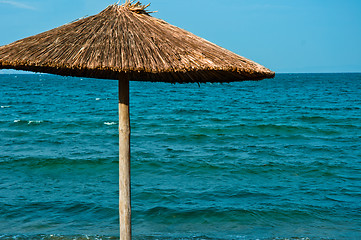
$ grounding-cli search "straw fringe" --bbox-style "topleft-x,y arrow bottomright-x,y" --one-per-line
0,4 -> 274,83
122,1 -> 156,14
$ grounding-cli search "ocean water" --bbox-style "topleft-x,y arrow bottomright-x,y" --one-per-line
0,73 -> 361,240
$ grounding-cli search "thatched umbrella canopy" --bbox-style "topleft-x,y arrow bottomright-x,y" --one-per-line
0,2 -> 274,82
0,1 -> 275,239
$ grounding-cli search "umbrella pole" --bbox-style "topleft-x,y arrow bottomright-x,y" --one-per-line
118,79 -> 131,240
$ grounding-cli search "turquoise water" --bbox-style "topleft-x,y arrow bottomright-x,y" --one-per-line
0,73 -> 361,240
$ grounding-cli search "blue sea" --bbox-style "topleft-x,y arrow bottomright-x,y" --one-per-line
0,73 -> 361,240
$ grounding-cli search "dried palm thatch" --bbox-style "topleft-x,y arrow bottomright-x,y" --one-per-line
122,0 -> 155,14
0,2 -> 274,83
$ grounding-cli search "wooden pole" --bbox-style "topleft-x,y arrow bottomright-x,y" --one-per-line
118,79 -> 131,240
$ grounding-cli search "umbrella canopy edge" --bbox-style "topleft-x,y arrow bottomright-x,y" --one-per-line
0,63 -> 275,83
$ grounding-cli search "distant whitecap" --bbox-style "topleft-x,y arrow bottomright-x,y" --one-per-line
104,122 -> 117,126
1,106 -> 10,108
28,120 -> 43,124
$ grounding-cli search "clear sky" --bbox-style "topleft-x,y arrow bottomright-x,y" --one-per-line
0,0 -> 360,73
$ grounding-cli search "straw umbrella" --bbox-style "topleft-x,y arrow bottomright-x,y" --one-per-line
0,1 -> 275,239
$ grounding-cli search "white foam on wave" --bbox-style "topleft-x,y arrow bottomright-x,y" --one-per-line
28,120 -> 43,124
1,106 -> 11,108
13,119 -> 44,124
104,122 -> 117,126
96,98 -> 101,101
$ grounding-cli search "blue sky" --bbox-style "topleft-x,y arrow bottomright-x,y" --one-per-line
0,0 -> 360,73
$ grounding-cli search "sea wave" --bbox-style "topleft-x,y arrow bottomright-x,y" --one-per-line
104,122 -> 117,126
12,119 -> 46,125
0,235 -> 118,240
0,156 -> 116,168
0,234 -> 314,240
